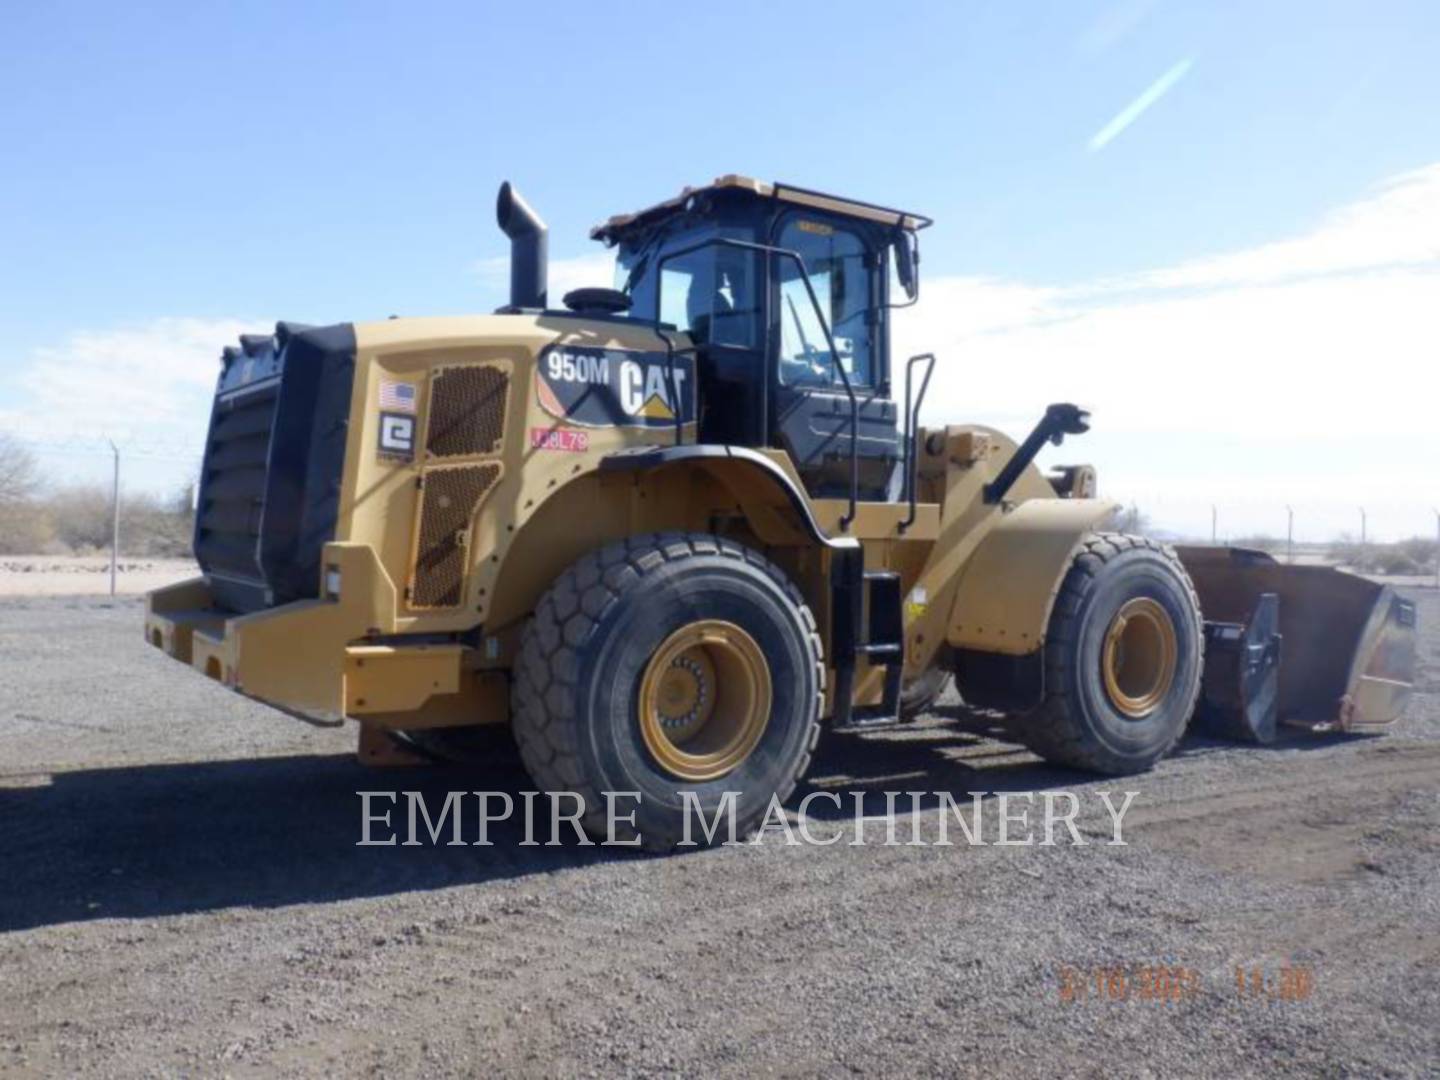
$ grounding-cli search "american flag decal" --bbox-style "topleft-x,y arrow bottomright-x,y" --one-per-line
378,378 -> 418,413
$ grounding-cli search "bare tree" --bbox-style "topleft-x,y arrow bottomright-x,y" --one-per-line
0,436 -> 50,553
0,435 -> 39,505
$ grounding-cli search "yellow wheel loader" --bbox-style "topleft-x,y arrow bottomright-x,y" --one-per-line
145,176 -> 1418,849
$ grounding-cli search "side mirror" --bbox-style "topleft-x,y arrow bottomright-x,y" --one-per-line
893,232 -> 918,300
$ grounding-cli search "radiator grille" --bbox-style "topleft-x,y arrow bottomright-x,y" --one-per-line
410,464 -> 500,609
426,365 -> 508,458
195,381 -> 280,587
194,323 -> 355,614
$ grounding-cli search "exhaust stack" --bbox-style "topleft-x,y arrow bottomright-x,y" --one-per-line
496,181 -> 548,311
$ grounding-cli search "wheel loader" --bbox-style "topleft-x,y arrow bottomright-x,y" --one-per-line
145,176 -> 1418,849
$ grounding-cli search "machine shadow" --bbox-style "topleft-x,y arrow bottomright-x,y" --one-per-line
0,750 -> 630,934
1,711 -> 1342,933
797,704 -> 1373,822
2,718 -> 1071,932
798,713 -> 1098,822
1170,726 -> 1376,759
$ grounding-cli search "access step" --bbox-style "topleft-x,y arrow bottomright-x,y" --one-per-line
832,570 -> 906,732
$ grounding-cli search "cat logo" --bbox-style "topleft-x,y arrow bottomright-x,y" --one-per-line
536,345 -> 695,429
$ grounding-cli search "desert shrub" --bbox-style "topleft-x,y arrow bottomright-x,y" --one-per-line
1233,534 -> 1284,553
0,503 -> 53,554
1104,505 -> 1153,535
1369,548 -> 1420,575
0,480 -> 196,557
1327,536 -> 1361,566
1328,535 -> 1437,575
121,488 -> 195,557
1396,537 -> 1437,571
45,486 -> 115,551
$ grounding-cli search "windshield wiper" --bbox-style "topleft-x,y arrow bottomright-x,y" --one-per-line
785,291 -> 815,358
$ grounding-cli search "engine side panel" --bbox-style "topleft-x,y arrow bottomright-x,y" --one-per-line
339,314 -> 699,636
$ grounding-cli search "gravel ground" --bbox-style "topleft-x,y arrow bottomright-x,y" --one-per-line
0,589 -> 1436,1078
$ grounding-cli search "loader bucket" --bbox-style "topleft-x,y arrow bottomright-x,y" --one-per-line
1175,546 -> 1417,737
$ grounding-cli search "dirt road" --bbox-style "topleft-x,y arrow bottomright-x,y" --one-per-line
1,590 -> 1436,1077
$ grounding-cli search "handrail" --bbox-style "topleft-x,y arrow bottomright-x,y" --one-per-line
898,353 -> 936,533
650,235 -> 863,531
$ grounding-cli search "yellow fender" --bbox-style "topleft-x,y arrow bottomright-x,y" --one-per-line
946,498 -> 1117,656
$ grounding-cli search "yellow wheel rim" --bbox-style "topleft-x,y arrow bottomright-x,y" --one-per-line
1101,597 -> 1178,718
638,620 -> 771,782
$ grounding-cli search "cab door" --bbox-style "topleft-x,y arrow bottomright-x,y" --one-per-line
769,215 -> 900,500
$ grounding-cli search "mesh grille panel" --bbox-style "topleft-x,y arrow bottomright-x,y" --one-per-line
410,464 -> 500,609
426,365 -> 508,458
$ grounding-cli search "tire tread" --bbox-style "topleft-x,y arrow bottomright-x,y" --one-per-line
1020,532 -> 1203,773
510,532 -> 824,850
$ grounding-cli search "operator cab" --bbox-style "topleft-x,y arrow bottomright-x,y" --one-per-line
593,176 -> 931,502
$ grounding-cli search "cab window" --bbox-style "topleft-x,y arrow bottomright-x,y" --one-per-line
777,218 -> 873,387
617,231 -> 759,349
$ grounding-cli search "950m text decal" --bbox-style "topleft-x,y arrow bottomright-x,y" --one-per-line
536,345 -> 695,429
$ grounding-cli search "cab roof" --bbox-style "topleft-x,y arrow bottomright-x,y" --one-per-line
590,175 -> 933,243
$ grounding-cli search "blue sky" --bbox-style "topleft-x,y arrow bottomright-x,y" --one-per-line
2,1 -> 1437,539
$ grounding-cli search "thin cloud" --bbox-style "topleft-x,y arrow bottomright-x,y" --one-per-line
897,160 -> 1440,538
472,252 -> 615,307
1103,162 -> 1440,290
1077,0 -> 1158,57
2,317 -> 260,446
1088,58 -> 1195,152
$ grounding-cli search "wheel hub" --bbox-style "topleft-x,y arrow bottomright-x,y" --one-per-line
656,652 -> 714,738
639,620 -> 771,782
1101,597 -> 1178,719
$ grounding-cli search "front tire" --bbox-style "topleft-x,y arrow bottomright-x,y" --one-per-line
511,533 -> 823,851
1020,533 -> 1203,774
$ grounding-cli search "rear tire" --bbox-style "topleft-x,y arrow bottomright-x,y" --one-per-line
511,532 -> 824,851
1020,533 -> 1203,774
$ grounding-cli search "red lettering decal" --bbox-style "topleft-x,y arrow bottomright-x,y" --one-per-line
529,427 -> 589,452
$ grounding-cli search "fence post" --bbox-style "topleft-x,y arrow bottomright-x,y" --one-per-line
108,440 -> 120,597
